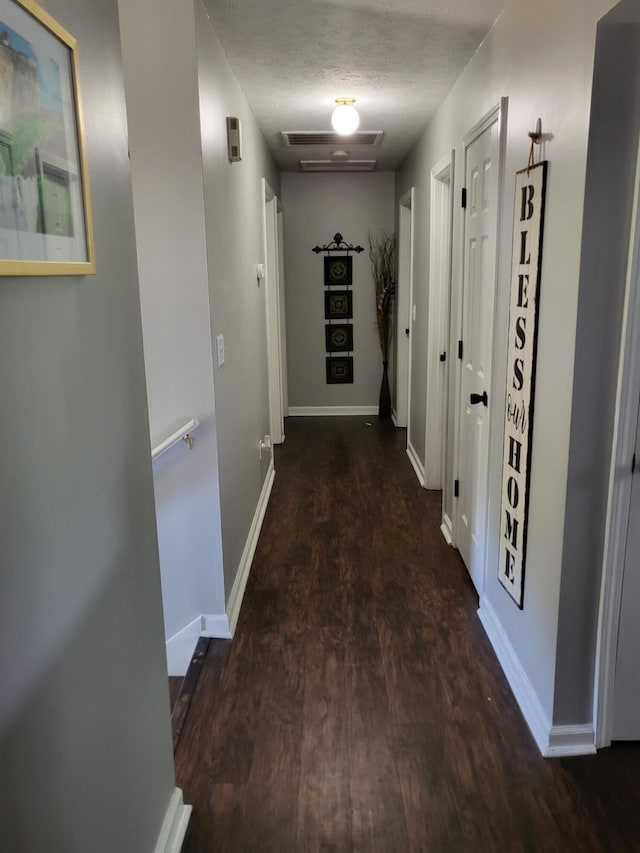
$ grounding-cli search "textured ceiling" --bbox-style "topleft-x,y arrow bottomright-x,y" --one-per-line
201,0 -> 506,171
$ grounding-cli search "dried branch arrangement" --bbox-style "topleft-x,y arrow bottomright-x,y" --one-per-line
368,230 -> 397,362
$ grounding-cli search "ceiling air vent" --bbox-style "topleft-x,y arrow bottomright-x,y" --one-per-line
282,131 -> 383,147
299,160 -> 377,172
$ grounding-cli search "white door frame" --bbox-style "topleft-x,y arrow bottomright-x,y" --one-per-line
594,140 -> 640,748
425,152 -> 454,494
395,188 -> 415,432
451,99 -> 508,586
277,205 -> 288,418
262,178 -> 285,444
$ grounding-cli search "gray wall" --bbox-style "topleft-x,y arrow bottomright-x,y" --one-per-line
119,0 -> 226,671
0,0 -> 176,849
396,0 -> 618,724
281,172 -> 395,409
555,14 -> 640,724
195,0 -> 281,599
119,0 -> 281,641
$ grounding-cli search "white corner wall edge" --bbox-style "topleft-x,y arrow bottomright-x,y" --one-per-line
226,459 -> 276,635
406,440 -> 425,487
154,788 -> 192,853
288,406 -> 378,416
478,596 -> 595,757
165,616 -> 201,677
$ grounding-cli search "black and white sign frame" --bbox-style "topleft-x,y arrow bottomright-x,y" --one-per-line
499,161 -> 548,608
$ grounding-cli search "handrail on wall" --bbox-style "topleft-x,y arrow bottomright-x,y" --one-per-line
151,418 -> 200,461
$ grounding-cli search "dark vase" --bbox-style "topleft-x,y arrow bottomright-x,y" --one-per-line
379,360 -> 391,418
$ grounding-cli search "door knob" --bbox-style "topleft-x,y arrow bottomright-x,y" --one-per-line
470,391 -> 488,407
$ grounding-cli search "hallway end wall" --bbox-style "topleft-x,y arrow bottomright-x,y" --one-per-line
281,172 -> 395,412
0,0 -> 176,848
396,0 -> 618,745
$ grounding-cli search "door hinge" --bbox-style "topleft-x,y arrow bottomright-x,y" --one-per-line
458,340 -> 463,360
633,452 -> 636,474
439,352 -> 447,362
461,187 -> 467,209
454,479 -> 460,498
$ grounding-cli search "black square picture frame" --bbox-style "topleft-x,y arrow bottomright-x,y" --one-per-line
326,356 -> 353,384
324,289 -> 353,320
325,323 -> 353,352
324,255 -> 352,286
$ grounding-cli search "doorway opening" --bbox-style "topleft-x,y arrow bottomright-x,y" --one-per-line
394,188 -> 415,435
263,179 -> 287,445
426,153 -> 454,529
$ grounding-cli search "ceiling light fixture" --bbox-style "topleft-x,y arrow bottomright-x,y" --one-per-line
331,98 -> 360,135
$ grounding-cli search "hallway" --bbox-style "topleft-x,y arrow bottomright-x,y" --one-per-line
174,417 -> 640,852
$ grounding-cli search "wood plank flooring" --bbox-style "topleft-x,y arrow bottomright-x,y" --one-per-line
175,416 -> 640,852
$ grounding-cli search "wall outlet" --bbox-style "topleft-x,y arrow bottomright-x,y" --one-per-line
259,434 -> 272,461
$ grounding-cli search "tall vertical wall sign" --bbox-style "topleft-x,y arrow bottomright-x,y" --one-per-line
499,161 -> 548,608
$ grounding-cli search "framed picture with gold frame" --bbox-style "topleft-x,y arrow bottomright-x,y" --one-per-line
0,0 -> 95,275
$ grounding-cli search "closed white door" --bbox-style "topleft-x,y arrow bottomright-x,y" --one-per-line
612,401 -> 640,739
457,115 -> 500,593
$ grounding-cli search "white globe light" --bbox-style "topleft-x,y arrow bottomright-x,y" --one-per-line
331,101 -> 360,135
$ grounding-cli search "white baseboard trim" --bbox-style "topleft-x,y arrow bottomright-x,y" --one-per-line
226,459 -> 276,635
200,613 -> 232,639
166,612 -> 231,676
546,724 -> 596,757
154,788 -> 192,853
478,595 -> 595,757
406,440 -> 425,486
478,596 -> 550,754
165,617 -> 200,677
391,409 -> 399,426
288,405 -> 378,416
440,520 -> 453,545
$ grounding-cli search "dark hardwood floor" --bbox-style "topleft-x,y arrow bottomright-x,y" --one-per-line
175,416 -> 640,852
169,677 -> 183,712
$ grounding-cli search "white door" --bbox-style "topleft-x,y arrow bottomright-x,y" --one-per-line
456,112 -> 500,593
612,401 -> 640,739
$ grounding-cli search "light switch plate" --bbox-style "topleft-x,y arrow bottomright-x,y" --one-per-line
216,334 -> 225,367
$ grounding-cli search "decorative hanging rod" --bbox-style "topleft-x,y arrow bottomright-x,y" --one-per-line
312,232 -> 364,254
